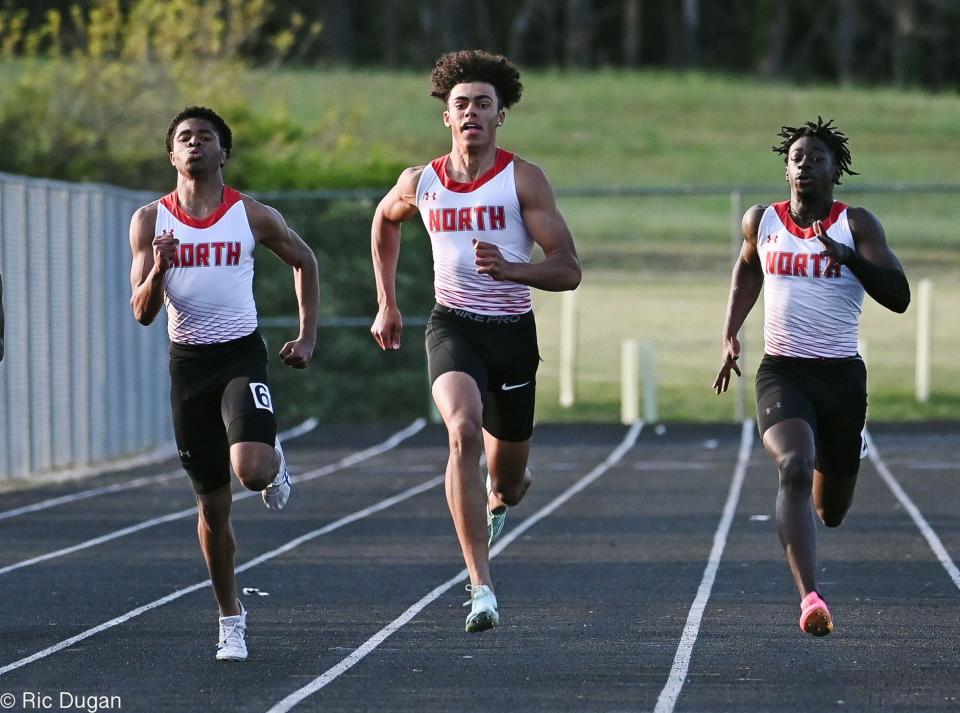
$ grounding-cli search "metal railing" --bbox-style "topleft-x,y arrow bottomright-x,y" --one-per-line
0,172 -> 170,481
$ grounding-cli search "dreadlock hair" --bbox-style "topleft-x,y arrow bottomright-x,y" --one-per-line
430,50 -> 523,110
165,106 -> 233,156
772,116 -> 857,184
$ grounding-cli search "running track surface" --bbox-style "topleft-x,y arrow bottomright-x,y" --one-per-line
0,421 -> 957,713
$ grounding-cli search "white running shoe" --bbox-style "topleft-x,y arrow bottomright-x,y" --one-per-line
216,601 -> 248,661
463,584 -> 500,633
486,474 -> 507,547
262,437 -> 292,511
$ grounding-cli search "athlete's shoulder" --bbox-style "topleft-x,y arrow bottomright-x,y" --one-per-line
130,199 -> 160,232
843,205 -> 884,238
500,149 -> 547,177
238,191 -> 274,217
394,165 -> 428,205
511,155 -> 553,196
399,164 -> 427,186
742,204 -> 769,242
238,192 -> 288,241
843,205 -> 877,222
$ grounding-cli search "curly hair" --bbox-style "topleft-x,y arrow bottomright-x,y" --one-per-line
772,116 -> 857,184
165,106 -> 233,156
430,50 -> 523,109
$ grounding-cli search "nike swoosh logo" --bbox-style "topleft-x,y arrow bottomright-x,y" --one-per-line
500,381 -> 531,391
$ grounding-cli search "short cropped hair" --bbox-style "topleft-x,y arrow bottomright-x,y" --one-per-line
430,50 -> 523,109
165,106 -> 233,155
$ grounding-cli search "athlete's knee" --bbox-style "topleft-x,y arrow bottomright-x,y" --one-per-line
445,416 -> 483,458
197,495 -> 231,531
816,481 -> 855,527
817,504 -> 848,528
776,452 -> 814,493
491,468 -> 531,506
233,460 -> 274,491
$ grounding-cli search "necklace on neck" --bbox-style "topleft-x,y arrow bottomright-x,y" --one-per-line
789,200 -> 831,224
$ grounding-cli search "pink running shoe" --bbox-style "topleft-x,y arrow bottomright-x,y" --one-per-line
799,591 -> 834,636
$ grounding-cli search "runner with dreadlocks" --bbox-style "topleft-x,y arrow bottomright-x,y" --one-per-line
713,117 -> 910,636
370,50 -> 581,633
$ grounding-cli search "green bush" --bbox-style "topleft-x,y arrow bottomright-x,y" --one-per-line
0,1 -> 403,191
255,198 -> 437,423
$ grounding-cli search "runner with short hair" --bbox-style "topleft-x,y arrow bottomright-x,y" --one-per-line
129,106 -> 319,660
370,50 -> 581,632
714,117 -> 910,635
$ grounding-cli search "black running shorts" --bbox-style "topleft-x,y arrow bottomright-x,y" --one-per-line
755,354 -> 867,477
425,304 -> 540,442
169,330 -> 278,494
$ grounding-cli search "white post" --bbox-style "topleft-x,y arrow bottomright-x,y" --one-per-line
559,289 -> 578,408
642,340 -> 658,423
915,278 -> 933,403
621,338 -> 640,424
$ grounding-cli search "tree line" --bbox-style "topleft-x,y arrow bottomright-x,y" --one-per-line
5,0 -> 959,89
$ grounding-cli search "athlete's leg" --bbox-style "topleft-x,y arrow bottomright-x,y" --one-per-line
483,432 -> 532,510
811,366 -> 866,528
432,371 -> 491,588
223,374 -> 280,492
813,470 -> 858,527
196,482 -> 241,617
762,418 -> 819,597
230,441 -> 278,491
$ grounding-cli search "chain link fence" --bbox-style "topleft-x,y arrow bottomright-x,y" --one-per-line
2,175 -> 957,481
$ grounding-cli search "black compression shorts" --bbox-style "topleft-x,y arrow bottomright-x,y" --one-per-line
755,353 -> 867,477
169,330 -> 277,494
425,304 -> 540,442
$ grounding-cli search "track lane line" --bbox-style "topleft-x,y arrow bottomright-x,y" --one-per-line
864,427 -> 960,591
0,420 -> 424,576
0,419 -> 431,678
654,419 -> 754,713
0,419 -> 319,522
265,422 -> 644,713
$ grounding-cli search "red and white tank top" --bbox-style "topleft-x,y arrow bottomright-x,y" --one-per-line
417,149 -> 534,315
757,201 -> 865,358
155,187 -> 258,345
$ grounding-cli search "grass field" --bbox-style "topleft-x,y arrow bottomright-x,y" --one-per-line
6,61 -> 954,422
532,272 -> 960,423
248,68 -> 960,421
255,68 -> 960,187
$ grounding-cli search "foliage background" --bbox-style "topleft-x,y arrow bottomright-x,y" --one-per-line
0,0 -> 957,423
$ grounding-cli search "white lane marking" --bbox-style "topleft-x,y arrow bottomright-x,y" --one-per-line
0,419 -> 320,522
863,428 -> 960,591
0,420 -> 425,577
265,422 -> 644,713
654,419 -> 754,713
0,426 -> 433,678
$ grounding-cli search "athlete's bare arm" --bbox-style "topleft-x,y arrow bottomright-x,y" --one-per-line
714,204 -> 766,395
814,207 -> 910,314
129,202 -> 177,326
244,198 -> 319,369
473,158 -> 581,291
370,166 -> 423,351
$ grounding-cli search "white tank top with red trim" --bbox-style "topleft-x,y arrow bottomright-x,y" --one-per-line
155,186 -> 258,345
416,148 -> 534,315
757,200 -> 865,358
